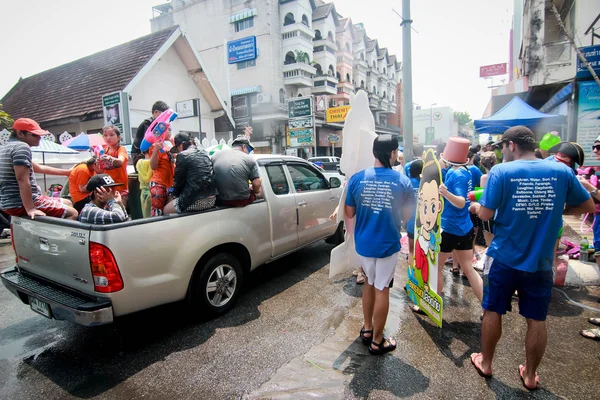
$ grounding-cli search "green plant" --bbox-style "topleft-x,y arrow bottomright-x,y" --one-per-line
0,103 -> 13,129
294,50 -> 310,64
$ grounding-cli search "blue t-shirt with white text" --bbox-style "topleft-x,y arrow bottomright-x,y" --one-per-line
441,167 -> 473,236
468,165 -> 483,188
346,167 -> 414,258
405,177 -> 420,235
480,159 -> 590,272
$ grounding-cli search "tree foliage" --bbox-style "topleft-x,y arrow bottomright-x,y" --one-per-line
454,111 -> 473,128
0,103 -> 13,130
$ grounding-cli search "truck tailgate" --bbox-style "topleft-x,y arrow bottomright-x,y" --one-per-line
12,217 -> 95,296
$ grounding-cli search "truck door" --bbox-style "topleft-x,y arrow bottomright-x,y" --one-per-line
262,163 -> 299,256
286,162 -> 339,246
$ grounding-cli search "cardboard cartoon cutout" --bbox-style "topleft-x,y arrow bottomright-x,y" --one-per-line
329,90 -> 378,278
406,149 -> 444,327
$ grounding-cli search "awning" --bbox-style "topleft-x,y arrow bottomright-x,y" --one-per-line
229,8 -> 257,23
539,82 -> 573,113
231,86 -> 261,96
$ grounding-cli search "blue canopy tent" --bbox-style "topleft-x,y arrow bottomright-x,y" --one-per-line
474,96 -> 565,134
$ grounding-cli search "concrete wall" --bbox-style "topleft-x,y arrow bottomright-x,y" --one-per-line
412,106 -> 456,145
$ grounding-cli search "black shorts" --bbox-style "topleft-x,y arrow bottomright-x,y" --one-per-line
470,213 -> 482,229
440,229 -> 475,253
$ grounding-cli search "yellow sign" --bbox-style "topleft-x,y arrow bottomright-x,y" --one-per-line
326,106 -> 351,123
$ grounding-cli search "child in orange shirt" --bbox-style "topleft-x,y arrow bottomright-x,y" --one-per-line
69,157 -> 102,213
148,135 -> 175,216
100,125 -> 129,207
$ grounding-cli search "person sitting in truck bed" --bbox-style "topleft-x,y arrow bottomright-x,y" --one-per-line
212,135 -> 262,207
79,174 -> 128,224
163,133 -> 217,214
0,118 -> 78,220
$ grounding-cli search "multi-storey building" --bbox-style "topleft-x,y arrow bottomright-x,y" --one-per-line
151,0 -> 401,155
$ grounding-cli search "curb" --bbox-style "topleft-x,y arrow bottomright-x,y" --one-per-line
555,257 -> 600,287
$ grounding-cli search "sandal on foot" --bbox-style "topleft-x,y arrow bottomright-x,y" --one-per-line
589,317 -> 600,327
368,337 -> 396,355
580,328 -> 600,341
519,364 -> 539,390
356,271 -> 365,284
451,265 -> 460,275
470,353 -> 492,378
359,326 -> 373,345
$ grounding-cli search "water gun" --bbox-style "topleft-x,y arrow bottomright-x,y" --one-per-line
468,187 -> 484,202
577,166 -> 598,187
92,146 -> 104,158
539,132 -> 561,151
143,109 -> 178,153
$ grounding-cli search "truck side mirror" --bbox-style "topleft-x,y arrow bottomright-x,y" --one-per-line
329,177 -> 341,188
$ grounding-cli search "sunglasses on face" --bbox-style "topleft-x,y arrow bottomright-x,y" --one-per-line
593,145 -> 600,151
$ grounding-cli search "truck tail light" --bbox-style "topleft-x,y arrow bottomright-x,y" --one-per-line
10,224 -> 17,264
89,242 -> 123,293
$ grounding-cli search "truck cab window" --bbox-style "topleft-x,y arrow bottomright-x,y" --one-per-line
265,165 -> 289,195
287,164 -> 328,192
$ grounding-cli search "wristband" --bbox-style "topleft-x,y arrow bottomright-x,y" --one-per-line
591,189 -> 598,196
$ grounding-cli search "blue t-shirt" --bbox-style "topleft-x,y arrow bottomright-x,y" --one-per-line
481,159 -> 590,273
404,159 -> 415,176
441,167 -> 473,236
468,165 -> 483,188
346,167 -> 414,258
405,177 -> 420,235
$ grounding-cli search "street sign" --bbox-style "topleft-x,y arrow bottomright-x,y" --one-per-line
290,136 -> 313,146
288,98 -> 312,118
176,99 -> 199,118
326,106 -> 351,123
288,117 -> 313,129
102,91 -> 130,142
426,127 -> 435,145
576,45 -> 600,79
479,63 -> 507,78
289,129 -> 313,137
227,36 -> 257,64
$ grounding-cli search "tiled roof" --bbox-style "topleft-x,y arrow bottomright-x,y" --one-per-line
378,47 -> 388,59
367,38 -> 377,52
2,27 -> 178,125
388,55 -> 397,66
313,3 -> 334,20
314,0 -> 327,6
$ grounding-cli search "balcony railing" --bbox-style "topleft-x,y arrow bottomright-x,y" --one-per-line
282,22 -> 315,42
544,40 -> 573,66
283,62 -> 316,87
313,75 -> 338,94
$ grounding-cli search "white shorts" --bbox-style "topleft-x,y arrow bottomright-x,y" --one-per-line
358,252 -> 399,291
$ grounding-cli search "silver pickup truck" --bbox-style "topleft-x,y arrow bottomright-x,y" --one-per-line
1,155 -> 344,327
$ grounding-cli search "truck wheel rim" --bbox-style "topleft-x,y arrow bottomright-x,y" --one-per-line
206,264 -> 237,307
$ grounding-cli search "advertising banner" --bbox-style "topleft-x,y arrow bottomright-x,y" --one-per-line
288,98 -> 312,118
576,45 -> 600,80
479,63 -> 507,78
577,80 -> 600,167
326,106 -> 351,123
227,36 -> 257,64
102,91 -> 130,141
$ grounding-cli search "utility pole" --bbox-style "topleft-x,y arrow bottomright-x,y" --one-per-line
401,0 -> 414,162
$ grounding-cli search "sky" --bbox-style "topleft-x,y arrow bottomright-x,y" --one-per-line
1,0 -> 512,120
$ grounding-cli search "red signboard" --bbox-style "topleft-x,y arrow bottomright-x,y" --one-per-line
480,63 -> 507,78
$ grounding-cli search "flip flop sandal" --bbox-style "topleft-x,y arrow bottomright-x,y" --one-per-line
588,317 -> 600,327
470,353 -> 492,378
580,328 -> 600,341
451,266 -> 460,275
359,326 -> 373,345
410,304 -> 426,315
519,364 -> 539,390
356,272 -> 365,284
368,337 -> 396,355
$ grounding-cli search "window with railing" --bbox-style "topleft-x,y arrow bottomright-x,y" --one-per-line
284,13 -> 295,26
282,31 -> 298,40
314,45 -> 324,53
235,17 -> 254,32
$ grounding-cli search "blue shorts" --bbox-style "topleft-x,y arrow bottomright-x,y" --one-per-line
482,257 -> 553,321
593,213 -> 600,250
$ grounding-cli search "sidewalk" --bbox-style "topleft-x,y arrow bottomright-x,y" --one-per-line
557,215 -> 600,287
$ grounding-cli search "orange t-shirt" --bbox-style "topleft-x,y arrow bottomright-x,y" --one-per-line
149,146 -> 174,188
101,146 -> 129,191
69,163 -> 95,203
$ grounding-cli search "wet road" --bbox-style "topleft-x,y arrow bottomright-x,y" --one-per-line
1,240 -> 599,399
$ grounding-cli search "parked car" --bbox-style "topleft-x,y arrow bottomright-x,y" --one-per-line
308,156 -> 340,171
1,155 -> 344,326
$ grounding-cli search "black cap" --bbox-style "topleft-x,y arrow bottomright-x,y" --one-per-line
85,174 -> 123,193
232,135 -> 254,152
492,126 -> 536,147
373,134 -> 399,152
548,141 -> 585,167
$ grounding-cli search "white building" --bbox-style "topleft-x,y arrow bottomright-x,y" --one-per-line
412,106 -> 457,146
150,0 -> 401,156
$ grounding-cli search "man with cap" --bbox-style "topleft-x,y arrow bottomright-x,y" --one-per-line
547,141 -> 585,170
212,135 -> 262,207
469,126 -> 594,389
0,118 -> 78,220
79,174 -> 128,224
163,133 -> 217,214
345,134 -> 414,355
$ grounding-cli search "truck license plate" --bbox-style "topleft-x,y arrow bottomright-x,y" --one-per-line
30,296 -> 51,318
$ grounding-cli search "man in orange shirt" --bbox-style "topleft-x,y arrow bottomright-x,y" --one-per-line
69,157 -> 102,213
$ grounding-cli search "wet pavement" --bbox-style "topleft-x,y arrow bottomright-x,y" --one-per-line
0,240 -> 599,399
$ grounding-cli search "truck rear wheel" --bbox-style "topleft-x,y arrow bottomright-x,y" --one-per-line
190,253 -> 243,316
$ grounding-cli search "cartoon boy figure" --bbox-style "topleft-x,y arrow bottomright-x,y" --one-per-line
415,152 -> 443,294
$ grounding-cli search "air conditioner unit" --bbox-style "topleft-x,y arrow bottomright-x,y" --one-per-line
256,93 -> 272,104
